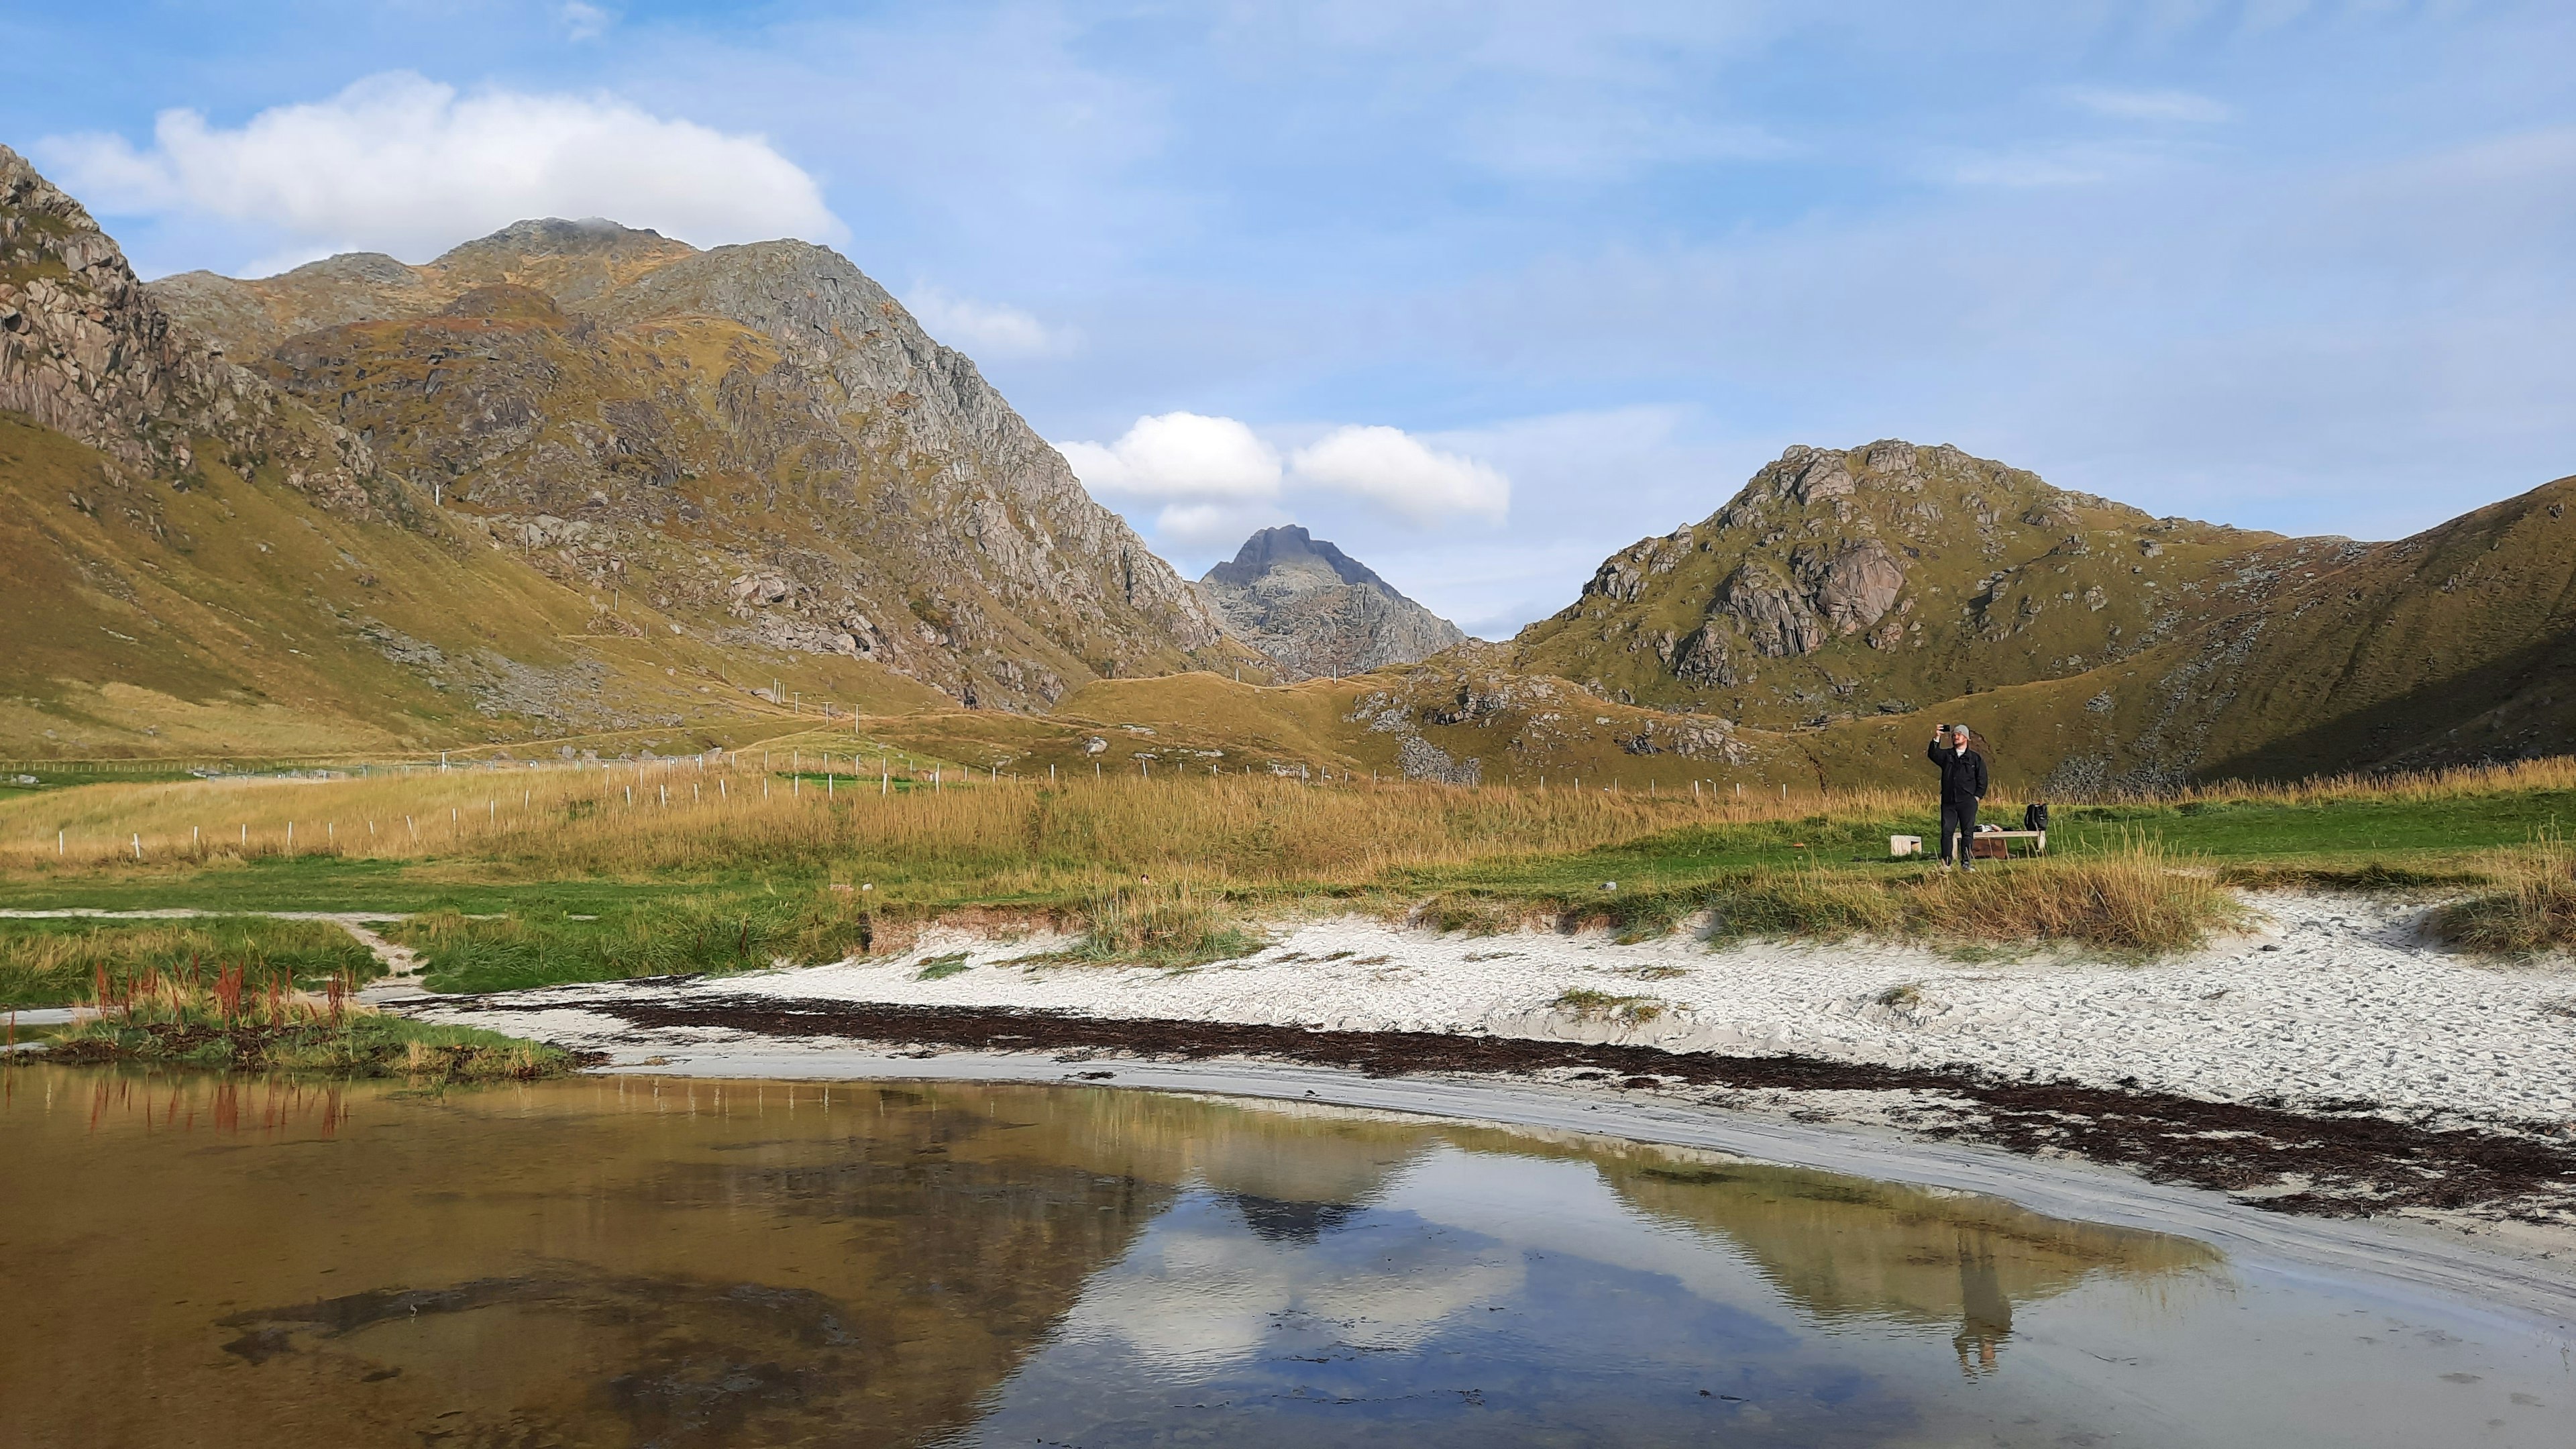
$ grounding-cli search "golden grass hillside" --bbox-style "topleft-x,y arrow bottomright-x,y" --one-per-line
0,413 -> 949,761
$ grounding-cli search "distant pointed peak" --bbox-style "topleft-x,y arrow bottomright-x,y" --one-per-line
1208,525 -> 1385,590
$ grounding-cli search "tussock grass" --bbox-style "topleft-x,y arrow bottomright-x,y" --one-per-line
0,916 -> 378,1006
1055,881 -> 1265,967
1427,843 -> 2237,954
2430,835 -> 2576,957
1553,988 -> 1666,1025
1902,845 -> 2243,953
8,751 -> 2572,977
2157,754 -> 2576,809
44,965 -> 572,1080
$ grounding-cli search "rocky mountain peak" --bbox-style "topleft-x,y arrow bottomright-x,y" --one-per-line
431,218 -> 698,307
1510,438 -> 2277,727
1199,525 -> 1466,680
1205,525 -> 1388,591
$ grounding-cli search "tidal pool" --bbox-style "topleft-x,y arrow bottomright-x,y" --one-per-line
0,1065 -> 2565,1447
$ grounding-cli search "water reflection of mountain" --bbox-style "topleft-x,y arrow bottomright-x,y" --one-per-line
1226,1193 -> 1366,1243
3,1071 -> 2219,1448
0,1074 -> 1164,1447
1598,1152 -> 2214,1334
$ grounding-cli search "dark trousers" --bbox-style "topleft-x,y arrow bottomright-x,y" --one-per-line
1940,799 -> 1979,864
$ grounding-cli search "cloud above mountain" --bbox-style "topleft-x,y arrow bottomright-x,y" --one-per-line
1057,412 -> 1510,544
37,70 -> 841,270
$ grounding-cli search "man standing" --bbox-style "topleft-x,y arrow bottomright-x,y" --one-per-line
1927,724 -> 1990,869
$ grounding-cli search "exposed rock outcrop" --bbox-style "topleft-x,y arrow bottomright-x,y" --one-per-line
0,144 -> 395,519
1199,525 -> 1467,680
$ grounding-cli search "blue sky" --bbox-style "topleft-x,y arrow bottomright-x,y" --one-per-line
7,2 -> 2572,636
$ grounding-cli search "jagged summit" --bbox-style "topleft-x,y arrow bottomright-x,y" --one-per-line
1200,525 -> 1466,680
1206,525 -> 1390,591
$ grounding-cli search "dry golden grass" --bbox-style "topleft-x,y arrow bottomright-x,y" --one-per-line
1511,841 -> 2242,953
2159,754 -> 2576,808
1054,879 -> 1268,966
0,757 -> 1910,887
1903,844 -> 2246,952
2430,834 -> 2576,957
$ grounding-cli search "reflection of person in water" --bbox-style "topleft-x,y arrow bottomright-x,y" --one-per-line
1951,1237 -> 2012,1377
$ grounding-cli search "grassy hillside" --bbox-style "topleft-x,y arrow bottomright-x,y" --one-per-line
832,657 -> 1842,796
0,411 -> 948,759
1511,440 -> 2576,788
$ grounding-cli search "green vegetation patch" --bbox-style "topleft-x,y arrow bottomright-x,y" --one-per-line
47,1012 -> 578,1082
390,892 -> 876,994
0,916 -> 381,1008
1049,882 -> 1266,968
2216,860 -> 2493,892
1553,988 -> 1666,1025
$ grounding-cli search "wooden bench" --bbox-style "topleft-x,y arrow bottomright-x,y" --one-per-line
1892,830 -> 2048,859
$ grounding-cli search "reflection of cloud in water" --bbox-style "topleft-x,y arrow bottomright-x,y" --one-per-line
1052,1191 -> 1523,1369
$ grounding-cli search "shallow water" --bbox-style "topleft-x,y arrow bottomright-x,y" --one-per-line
0,1066 -> 2565,1448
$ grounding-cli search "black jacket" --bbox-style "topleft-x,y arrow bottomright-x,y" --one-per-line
1927,741 -> 1988,803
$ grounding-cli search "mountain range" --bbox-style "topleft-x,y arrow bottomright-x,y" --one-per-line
5,140 -> 2570,788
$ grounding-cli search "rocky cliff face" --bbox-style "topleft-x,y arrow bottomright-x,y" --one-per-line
1199,525 -> 1466,679
0,145 -> 396,520
150,219 -> 1245,709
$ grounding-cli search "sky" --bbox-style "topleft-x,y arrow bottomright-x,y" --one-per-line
5,1 -> 2572,638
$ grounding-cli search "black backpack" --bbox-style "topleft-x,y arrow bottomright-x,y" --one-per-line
2024,802 -> 2049,833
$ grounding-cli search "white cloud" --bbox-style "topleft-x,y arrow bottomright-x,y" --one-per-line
1290,424 -> 1511,524
2061,86 -> 2235,125
1150,500 -> 1291,549
1056,412 -> 1283,500
904,283 -> 1078,358
37,71 -> 841,267
559,2 -> 614,42
1061,413 -> 1511,545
